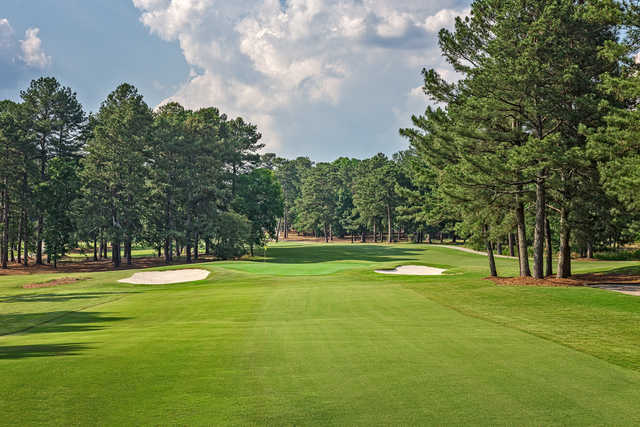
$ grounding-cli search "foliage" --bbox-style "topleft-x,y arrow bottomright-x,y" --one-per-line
233,168 -> 284,254
212,210 -> 251,259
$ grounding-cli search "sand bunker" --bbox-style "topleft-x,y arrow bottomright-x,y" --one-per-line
118,269 -> 210,285
375,265 -> 446,276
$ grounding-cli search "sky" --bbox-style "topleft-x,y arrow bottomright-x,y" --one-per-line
1,0 -> 470,161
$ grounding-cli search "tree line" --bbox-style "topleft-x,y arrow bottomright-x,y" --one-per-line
264,0 -> 640,280
260,152 -> 458,245
0,78 -> 283,268
3,0 -> 640,279
402,0 -> 640,278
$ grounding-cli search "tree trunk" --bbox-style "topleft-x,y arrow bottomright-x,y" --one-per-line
164,238 -> 171,264
515,199 -> 531,277
284,207 -> 288,239
205,239 -> 211,255
17,212 -> 23,264
126,238 -> 132,266
586,241 -> 593,259
329,223 -> 333,241
439,232 -> 444,244
176,240 -> 181,258
324,223 -> 329,243
508,233 -> 515,257
533,176 -> 546,278
452,232 -> 456,243
157,246 -> 162,258
194,234 -> 199,260
36,216 -> 43,265
373,222 -> 377,243
186,243 -> 192,263
485,227 -> 497,277
275,218 -> 281,242
23,207 -> 28,267
496,240 -> 502,256
557,207 -> 572,278
426,233 -> 432,244
361,228 -> 366,243
93,236 -> 98,261
1,181 -> 8,269
112,240 -> 120,267
386,204 -> 392,243
545,218 -> 553,277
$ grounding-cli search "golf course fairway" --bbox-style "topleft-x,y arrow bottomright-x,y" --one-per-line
1,243 -> 640,425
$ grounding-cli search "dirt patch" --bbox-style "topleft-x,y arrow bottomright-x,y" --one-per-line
488,276 -> 585,287
23,277 -> 86,289
488,272 -> 640,296
0,255 -> 218,276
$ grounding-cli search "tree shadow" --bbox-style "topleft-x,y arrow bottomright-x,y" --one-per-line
1,311 -> 131,336
0,343 -> 92,359
261,244 -> 426,265
598,265 -> 640,276
0,291 -> 140,304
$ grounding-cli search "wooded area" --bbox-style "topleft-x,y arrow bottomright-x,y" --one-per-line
0,79 -> 283,268
263,0 -> 640,279
2,0 -> 640,279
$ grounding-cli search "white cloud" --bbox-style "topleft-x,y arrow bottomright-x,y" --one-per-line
132,0 -> 469,155
422,7 -> 470,32
0,18 -> 15,51
0,19 -> 53,89
20,27 -> 51,68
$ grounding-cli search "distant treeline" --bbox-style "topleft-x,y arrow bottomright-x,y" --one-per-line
0,78 -> 283,268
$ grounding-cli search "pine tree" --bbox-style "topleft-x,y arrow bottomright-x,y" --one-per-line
21,77 -> 85,264
81,84 -> 152,267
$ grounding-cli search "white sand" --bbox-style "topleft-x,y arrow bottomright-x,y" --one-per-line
375,265 -> 446,276
118,269 -> 210,284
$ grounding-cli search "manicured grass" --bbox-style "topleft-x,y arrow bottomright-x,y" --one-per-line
66,247 -> 157,259
1,243 -> 640,425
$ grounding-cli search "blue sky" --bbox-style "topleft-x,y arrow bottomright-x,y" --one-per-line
1,0 -> 470,161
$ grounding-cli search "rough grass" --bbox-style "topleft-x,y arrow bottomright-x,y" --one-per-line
1,243 -> 640,425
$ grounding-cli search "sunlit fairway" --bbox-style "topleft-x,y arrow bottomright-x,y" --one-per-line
1,244 -> 640,425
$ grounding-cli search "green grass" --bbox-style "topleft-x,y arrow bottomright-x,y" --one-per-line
1,243 -> 640,425
66,247 -> 157,259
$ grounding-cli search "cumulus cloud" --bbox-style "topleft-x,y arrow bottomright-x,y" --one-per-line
0,19 -> 52,89
132,0 -> 469,156
20,28 -> 51,68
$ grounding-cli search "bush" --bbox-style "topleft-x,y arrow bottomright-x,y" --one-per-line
213,211 -> 252,260
594,249 -> 640,261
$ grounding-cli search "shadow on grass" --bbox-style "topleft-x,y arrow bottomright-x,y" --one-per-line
1,311 -> 131,336
260,244 -> 425,265
599,265 -> 640,276
0,343 -> 91,359
0,291 -> 139,304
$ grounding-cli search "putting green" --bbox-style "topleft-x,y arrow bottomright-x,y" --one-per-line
1,243 -> 640,425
